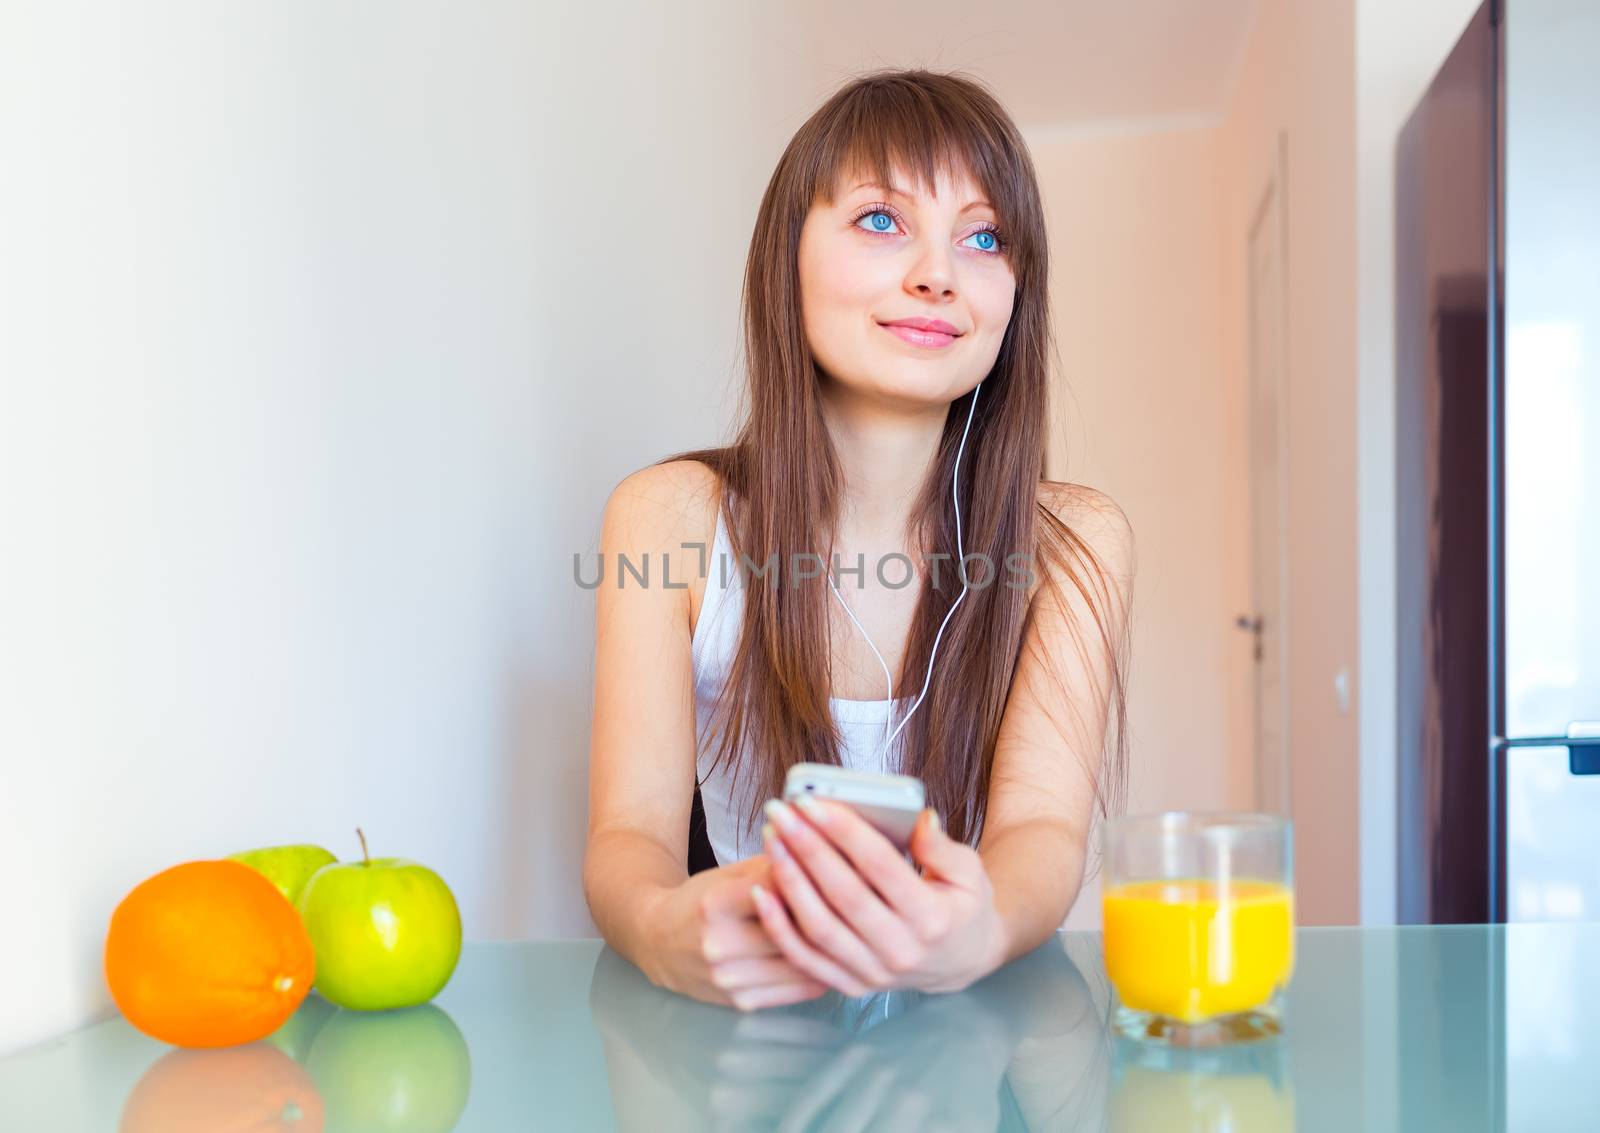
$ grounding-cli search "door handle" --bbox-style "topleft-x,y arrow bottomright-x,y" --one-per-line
1234,615 -> 1264,660
1492,723 -> 1600,775
1570,722 -> 1600,775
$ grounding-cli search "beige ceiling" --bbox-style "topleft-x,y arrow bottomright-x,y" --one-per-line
807,0 -> 1259,132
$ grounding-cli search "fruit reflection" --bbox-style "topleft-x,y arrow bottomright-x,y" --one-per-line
1110,1035 -> 1294,1132
305,1003 -> 471,1133
120,1042 -> 324,1133
267,992 -> 340,1064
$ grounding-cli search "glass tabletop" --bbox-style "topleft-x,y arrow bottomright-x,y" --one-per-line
3,923 -> 1597,1131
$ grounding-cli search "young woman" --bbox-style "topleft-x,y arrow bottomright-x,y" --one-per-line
584,68 -> 1133,1013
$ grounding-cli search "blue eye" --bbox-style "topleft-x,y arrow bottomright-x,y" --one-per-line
963,229 -> 1002,253
852,206 -> 1005,254
856,210 -> 897,234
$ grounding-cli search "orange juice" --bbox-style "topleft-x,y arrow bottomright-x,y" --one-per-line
1103,879 -> 1294,1023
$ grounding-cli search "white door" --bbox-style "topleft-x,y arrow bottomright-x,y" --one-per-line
1244,133 -> 1292,816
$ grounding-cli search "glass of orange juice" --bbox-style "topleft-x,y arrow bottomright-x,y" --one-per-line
1102,812 -> 1294,1046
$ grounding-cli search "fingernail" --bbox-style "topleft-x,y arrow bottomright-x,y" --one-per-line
751,883 -> 769,906
793,793 -> 826,823
762,822 -> 789,860
764,798 -> 800,831
926,808 -> 942,834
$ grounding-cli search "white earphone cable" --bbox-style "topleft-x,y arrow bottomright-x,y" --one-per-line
825,381 -> 981,765
826,566 -> 898,753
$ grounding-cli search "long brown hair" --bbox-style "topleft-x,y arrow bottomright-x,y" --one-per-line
663,67 -> 1129,852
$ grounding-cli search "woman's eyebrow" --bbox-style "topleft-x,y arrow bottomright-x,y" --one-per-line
848,180 -> 994,214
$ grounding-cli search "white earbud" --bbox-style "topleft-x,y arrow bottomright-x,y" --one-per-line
827,381 -> 981,764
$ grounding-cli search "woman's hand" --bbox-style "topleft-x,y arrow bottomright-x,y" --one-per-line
750,797 -> 1007,996
643,854 -> 832,1011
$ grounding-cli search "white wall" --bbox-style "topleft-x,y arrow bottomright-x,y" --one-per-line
2,0 -> 1438,1056
1354,0 -> 1484,927
1215,0 -> 1361,925
1032,0 -> 1373,927
1035,0 -> 1484,930
0,0 -> 829,1056
1031,125 -> 1257,928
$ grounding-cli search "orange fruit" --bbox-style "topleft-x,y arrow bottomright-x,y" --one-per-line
120,1042 -> 325,1133
105,859 -> 316,1048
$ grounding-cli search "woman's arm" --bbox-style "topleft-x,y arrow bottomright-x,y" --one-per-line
582,460 -> 827,1008
979,483 -> 1134,964
582,461 -> 708,968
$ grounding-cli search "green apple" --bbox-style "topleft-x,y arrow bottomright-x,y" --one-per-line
306,1003 -> 471,1133
264,990 -> 339,1063
295,829 -> 462,1011
227,844 -> 338,908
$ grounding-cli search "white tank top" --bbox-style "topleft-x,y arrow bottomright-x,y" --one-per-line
692,507 -> 910,866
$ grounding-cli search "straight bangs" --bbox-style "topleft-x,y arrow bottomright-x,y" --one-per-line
801,72 -> 1046,290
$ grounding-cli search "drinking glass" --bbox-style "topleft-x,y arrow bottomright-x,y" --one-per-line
1102,812 -> 1294,1045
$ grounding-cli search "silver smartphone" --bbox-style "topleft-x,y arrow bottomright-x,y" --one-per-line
782,763 -> 927,851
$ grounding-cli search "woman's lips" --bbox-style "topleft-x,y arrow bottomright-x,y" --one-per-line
880,323 -> 959,349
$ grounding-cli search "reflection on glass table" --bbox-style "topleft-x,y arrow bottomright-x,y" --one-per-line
1110,1032 -> 1294,1132
5,924 -> 1600,1132
588,934 -> 1113,1132
119,999 -> 470,1133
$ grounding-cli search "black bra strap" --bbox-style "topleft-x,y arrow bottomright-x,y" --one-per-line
688,781 -> 719,875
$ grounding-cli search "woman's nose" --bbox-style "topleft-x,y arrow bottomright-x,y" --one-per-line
904,239 -> 957,300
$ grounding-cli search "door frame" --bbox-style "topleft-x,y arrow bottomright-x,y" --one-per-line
1245,130 -> 1294,816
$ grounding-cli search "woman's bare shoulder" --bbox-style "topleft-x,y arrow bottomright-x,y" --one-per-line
602,459 -> 724,554
1033,480 -> 1135,589
1036,476 -> 1126,531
